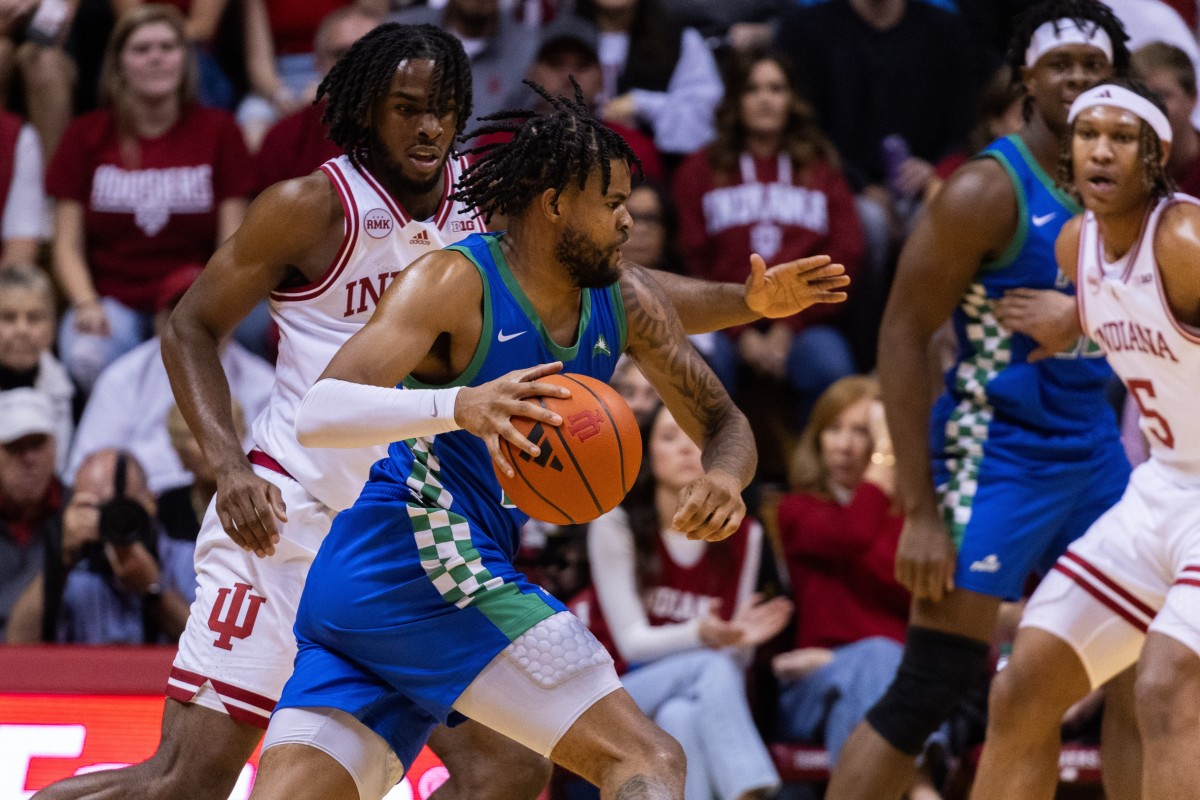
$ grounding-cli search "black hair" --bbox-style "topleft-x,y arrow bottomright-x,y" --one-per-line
452,79 -> 642,222
1059,76 -> 1176,201
316,23 -> 473,153
1007,0 -> 1131,79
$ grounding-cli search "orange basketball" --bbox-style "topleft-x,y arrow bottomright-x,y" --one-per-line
497,373 -> 642,524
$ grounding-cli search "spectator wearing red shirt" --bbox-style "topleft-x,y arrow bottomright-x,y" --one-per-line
254,5 -> 381,193
673,48 -> 862,410
47,5 -> 253,390
772,376 -> 939,799
1132,42 -> 1200,195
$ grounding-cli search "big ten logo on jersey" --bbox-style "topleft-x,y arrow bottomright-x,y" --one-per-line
343,269 -> 404,317
364,208 -> 394,239
449,219 -> 476,233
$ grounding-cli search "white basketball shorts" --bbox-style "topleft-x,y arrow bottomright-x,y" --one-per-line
1021,459 -> 1200,688
168,460 -> 335,728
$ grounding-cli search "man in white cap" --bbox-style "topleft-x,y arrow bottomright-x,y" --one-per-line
826,3 -> 1139,798
970,77 -> 1200,800
0,387 -> 60,639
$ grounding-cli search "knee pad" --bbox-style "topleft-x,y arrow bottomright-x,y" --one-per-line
865,627 -> 990,755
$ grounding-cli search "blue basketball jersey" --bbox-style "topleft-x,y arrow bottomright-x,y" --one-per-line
932,134 -> 1115,462
370,231 -> 626,555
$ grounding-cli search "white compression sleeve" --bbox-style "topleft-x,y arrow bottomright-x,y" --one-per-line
295,378 -> 462,448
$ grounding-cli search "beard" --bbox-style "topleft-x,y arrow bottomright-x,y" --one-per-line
366,128 -> 445,195
556,224 -> 623,289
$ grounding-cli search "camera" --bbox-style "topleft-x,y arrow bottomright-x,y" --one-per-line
97,453 -> 154,548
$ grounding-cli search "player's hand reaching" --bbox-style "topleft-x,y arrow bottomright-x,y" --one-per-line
894,508 -> 957,602
456,361 -> 569,478
995,287 -> 1082,361
215,461 -> 288,558
744,253 -> 850,319
671,468 -> 745,541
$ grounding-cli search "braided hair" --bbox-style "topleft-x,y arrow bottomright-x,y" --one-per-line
316,23 -> 472,153
1007,0 -> 1131,78
452,79 -> 642,222
1059,77 -> 1176,202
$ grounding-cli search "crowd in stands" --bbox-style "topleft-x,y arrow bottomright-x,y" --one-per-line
2,0 -> 1194,795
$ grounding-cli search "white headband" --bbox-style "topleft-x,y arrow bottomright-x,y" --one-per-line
1068,84 -> 1173,144
1025,19 -> 1113,67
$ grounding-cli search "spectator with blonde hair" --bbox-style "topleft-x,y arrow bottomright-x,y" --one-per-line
48,3 -> 254,390
774,375 -> 941,800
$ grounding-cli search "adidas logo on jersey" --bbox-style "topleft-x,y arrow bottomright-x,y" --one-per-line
409,230 -> 432,246
364,208 -> 393,239
969,554 -> 1001,573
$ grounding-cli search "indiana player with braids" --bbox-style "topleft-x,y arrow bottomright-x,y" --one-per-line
32,21 -> 850,800
971,78 -> 1200,800
825,2 -> 1143,799
246,80 -> 769,800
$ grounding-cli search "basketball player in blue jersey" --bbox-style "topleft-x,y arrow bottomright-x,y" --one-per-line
35,23 -> 850,800
825,4 -> 1141,800
242,81 -> 792,800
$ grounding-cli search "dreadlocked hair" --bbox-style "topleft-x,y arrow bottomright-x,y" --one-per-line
452,79 -> 643,222
1007,0 -> 1131,80
316,23 -> 472,153
1058,77 -> 1176,202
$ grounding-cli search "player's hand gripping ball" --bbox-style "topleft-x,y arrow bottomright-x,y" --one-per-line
496,373 -> 642,524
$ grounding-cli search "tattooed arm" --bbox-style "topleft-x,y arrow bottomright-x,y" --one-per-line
620,264 -> 757,541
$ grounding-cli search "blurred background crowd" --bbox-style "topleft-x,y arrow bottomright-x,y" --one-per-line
0,0 -> 1188,795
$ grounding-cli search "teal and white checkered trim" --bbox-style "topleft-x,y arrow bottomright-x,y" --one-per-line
405,436 -> 454,509
408,505 -> 505,609
940,282 -> 1010,540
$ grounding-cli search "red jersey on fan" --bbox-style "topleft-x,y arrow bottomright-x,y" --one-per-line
255,102 -> 343,193
572,519 -> 751,674
673,150 -> 863,332
266,0 -> 346,56
778,482 -> 909,649
46,104 -> 254,313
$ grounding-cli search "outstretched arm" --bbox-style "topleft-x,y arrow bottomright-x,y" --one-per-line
620,264 -> 756,541
162,175 -> 340,558
645,253 -> 849,334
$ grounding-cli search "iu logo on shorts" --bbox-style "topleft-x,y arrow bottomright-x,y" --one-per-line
208,582 -> 267,650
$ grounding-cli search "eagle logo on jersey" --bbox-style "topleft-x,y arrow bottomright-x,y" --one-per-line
593,335 -> 611,357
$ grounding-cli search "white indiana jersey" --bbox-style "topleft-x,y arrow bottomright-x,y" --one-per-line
251,153 -> 485,511
1077,193 -> 1200,480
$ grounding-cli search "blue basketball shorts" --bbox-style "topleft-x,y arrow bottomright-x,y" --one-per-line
274,484 -> 567,769
934,435 -> 1130,601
